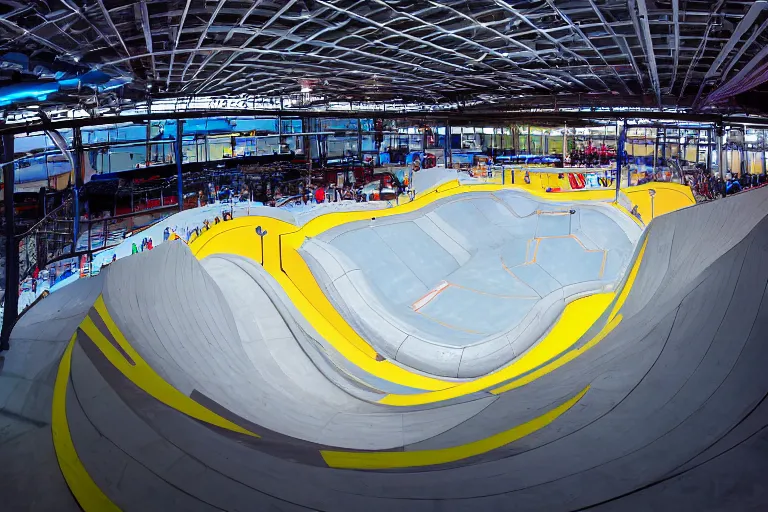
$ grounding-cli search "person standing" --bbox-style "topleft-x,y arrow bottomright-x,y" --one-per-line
314,185 -> 325,204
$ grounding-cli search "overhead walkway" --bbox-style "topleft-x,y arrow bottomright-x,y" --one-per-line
4,182 -> 768,511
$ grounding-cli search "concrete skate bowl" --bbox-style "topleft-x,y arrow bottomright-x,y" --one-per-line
4,183 -> 768,511
300,189 -> 642,377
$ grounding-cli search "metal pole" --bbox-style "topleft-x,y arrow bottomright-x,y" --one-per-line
527,125 -> 531,155
652,128 -> 658,183
624,121 -> 630,187
716,123 -> 724,179
1,132 -> 16,350
176,120 -> 183,211
742,124 -> 748,176
72,127 -> 83,255
445,120 -> 452,168
512,124 -> 519,155
357,118 -> 363,162
563,123 -> 567,164
706,128 -> 713,172
616,121 -> 626,203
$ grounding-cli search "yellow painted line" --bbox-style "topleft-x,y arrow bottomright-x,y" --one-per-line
491,315 -> 622,395
490,236 -> 648,395
52,334 -> 122,512
379,292 -> 614,406
607,235 -> 648,322
321,385 -> 589,470
86,296 -> 259,437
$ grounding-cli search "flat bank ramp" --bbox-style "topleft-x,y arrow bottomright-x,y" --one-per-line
3,186 -> 768,511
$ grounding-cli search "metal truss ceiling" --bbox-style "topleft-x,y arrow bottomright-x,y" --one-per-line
0,0 -> 767,112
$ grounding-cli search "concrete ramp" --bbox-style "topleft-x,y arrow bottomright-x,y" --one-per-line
302,189 -> 641,377
100,242 -> 496,449
4,185 -> 768,511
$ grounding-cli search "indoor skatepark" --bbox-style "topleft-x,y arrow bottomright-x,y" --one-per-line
4,181 -> 768,511
2,1 -> 768,510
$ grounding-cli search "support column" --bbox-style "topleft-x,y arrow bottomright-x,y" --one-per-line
563,123 -> 567,164
1,132 -> 16,350
616,120 -> 626,201
357,118 -> 363,162
445,121 -> 452,168
175,121 -> 184,212
706,128 -> 713,172
72,128 -> 83,256
716,123 -> 724,179
512,124 -> 519,155
742,124 -> 747,176
526,125 -> 531,154
652,129 -> 658,181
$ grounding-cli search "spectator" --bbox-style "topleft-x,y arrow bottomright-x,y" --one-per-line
315,185 -> 326,204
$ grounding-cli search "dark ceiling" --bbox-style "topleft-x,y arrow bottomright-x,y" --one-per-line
0,0 -> 767,114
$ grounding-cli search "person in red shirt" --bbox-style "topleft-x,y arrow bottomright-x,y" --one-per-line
314,186 -> 326,204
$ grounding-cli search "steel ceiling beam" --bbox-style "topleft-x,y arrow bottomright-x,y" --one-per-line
0,0 -> 765,115
633,0 -> 662,107
166,0 -> 191,89
138,0 -> 156,80
94,0 -> 131,58
669,0 -> 680,92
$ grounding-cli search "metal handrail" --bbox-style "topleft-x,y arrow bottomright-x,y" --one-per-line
14,196 -> 74,240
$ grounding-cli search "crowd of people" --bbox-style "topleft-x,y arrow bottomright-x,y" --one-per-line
684,171 -> 767,201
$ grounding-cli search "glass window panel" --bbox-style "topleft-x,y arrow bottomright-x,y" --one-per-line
320,118 -> 359,132
109,144 -> 147,172
280,118 -> 302,134
361,134 -> 377,152
147,142 -> 176,166
207,137 -> 232,160
181,137 -> 199,163
327,135 -> 358,157
230,117 -> 277,134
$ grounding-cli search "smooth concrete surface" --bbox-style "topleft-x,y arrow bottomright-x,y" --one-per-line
1,186 -> 768,511
100,243 -> 495,449
1,275 -> 102,511
303,189 -> 640,377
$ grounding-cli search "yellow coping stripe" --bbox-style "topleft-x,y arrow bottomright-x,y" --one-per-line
86,296 -> 259,437
490,236 -> 648,395
379,292 -> 613,406
490,315 -> 622,395
52,334 -> 122,511
321,385 -> 590,470
190,181 -> 666,397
